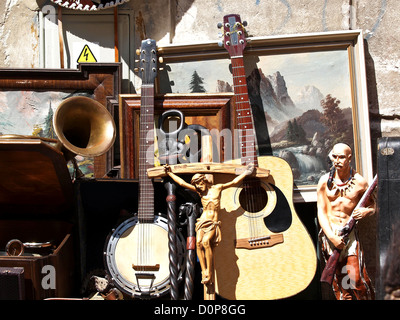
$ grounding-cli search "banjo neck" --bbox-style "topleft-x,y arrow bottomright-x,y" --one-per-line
138,84 -> 155,223
137,39 -> 158,223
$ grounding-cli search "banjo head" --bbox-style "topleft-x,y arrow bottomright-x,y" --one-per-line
104,214 -> 185,298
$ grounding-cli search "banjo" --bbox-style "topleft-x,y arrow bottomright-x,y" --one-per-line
104,39 -> 185,298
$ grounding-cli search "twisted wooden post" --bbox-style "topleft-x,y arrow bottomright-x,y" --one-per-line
165,179 -> 180,300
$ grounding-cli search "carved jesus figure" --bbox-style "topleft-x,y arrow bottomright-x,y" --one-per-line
164,163 -> 254,284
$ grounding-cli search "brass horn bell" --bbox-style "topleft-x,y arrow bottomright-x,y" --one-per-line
53,96 -> 116,176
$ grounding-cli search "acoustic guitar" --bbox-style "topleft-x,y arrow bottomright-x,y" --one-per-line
104,39 -> 185,298
214,14 -> 317,300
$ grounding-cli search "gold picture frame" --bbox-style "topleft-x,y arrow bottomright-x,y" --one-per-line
147,30 -> 372,202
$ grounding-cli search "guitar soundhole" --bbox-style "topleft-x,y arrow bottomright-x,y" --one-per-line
239,179 -> 268,213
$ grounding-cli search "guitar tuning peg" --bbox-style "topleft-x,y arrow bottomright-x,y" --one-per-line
159,67 -> 164,71
217,40 -> 223,47
136,49 -> 140,56
159,56 -> 164,63
217,22 -> 223,28
243,20 -> 248,27
134,67 -> 139,73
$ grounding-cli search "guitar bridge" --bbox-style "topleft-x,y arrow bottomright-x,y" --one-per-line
235,234 -> 284,249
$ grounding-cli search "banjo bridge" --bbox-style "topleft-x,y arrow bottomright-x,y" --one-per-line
132,264 -> 160,272
235,234 -> 284,249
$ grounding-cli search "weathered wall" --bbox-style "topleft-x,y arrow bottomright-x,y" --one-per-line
0,0 -> 40,68
0,0 -> 398,299
1,1 -> 397,142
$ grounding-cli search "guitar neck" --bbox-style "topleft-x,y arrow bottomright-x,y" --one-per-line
230,56 -> 258,167
138,84 -> 155,222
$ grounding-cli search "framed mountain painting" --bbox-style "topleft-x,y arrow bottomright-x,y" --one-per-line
156,30 -> 371,202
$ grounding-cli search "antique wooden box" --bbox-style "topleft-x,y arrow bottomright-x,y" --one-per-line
0,220 -> 74,300
0,138 -> 75,300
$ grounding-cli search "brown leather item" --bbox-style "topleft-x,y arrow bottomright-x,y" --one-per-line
186,236 -> 196,250
101,288 -> 123,300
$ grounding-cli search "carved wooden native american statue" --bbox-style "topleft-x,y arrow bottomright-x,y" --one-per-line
317,143 -> 376,300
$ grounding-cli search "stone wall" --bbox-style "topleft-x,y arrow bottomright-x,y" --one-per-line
1,1 -> 397,142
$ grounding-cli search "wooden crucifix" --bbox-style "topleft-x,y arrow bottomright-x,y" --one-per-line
148,135 -> 268,299
163,163 -> 254,296
147,139 -> 269,299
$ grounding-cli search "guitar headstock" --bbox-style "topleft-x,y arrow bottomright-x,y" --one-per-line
138,38 -> 158,85
218,14 -> 247,57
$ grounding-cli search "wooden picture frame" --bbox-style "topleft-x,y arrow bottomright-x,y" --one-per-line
119,93 -> 234,179
155,30 -> 372,202
0,63 -> 122,178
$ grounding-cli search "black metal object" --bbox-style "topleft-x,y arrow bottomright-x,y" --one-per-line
158,109 -> 210,165
376,137 -> 400,299
179,202 -> 201,300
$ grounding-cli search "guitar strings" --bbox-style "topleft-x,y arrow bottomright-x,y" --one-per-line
231,56 -> 263,241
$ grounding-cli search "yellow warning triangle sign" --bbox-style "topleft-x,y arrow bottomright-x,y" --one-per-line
77,45 -> 97,63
